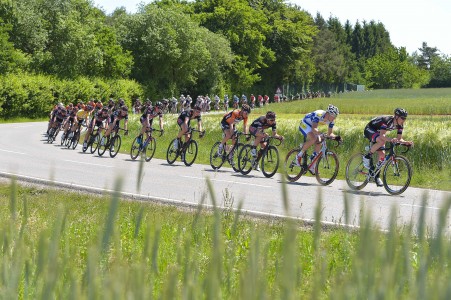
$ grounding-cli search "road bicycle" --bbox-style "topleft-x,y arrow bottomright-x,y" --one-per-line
237,136 -> 282,178
345,141 -> 413,195
47,121 -> 63,144
209,131 -> 252,171
97,125 -> 127,158
285,135 -> 341,185
66,122 -> 86,150
130,128 -> 163,162
166,128 -> 205,166
82,125 -> 102,154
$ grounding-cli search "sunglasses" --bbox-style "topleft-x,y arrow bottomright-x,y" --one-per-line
400,117 -> 406,120
267,118 -> 275,122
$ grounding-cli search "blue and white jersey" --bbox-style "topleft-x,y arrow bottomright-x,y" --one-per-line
302,110 -> 334,129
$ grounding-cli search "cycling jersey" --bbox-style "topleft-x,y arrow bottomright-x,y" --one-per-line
301,110 -> 334,128
177,110 -> 201,127
140,107 -> 163,125
366,116 -> 403,133
364,115 -> 403,142
76,110 -> 90,120
250,116 -> 276,133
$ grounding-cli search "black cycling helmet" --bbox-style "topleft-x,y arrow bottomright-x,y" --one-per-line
155,101 -> 163,109
266,111 -> 276,120
394,108 -> 408,118
241,104 -> 251,113
121,105 -> 128,112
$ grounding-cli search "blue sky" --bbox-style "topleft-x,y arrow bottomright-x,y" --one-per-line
92,0 -> 451,55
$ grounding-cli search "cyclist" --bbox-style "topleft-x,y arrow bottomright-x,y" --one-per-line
248,111 -> 284,171
232,95 -> 239,109
61,103 -> 78,140
224,94 -> 229,110
68,104 -> 91,139
102,105 -> 129,144
362,108 -> 413,186
295,104 -> 341,174
82,106 -> 109,150
218,104 -> 251,155
137,101 -> 165,145
173,105 -> 204,151
48,105 -> 68,135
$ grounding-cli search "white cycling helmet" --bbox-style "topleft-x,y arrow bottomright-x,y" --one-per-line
327,104 -> 339,116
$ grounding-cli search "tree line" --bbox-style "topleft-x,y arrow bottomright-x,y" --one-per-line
1,0 -> 450,113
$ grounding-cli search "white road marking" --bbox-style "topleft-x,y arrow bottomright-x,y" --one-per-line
180,175 -> 273,188
0,148 -> 27,155
63,159 -> 114,168
400,203 -> 441,210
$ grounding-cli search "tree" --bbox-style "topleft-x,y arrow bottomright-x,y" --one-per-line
365,48 -> 429,89
0,17 -> 27,73
415,42 -> 440,69
427,55 -> 451,87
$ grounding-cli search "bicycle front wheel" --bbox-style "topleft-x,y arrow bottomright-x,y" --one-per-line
315,151 -> 339,186
130,136 -> 141,160
238,145 -> 253,175
144,138 -> 156,162
97,135 -> 108,156
210,142 -> 225,170
109,135 -> 121,158
166,139 -> 179,164
183,140 -> 198,166
262,146 -> 279,178
284,148 -> 304,182
90,134 -> 100,154
345,152 -> 369,190
383,155 -> 412,195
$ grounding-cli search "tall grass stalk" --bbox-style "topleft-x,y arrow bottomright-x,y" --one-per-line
0,181 -> 450,298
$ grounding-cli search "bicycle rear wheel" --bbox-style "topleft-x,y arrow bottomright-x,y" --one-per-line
238,145 -> 253,175
284,148 -> 304,182
210,142 -> 225,170
109,135 -> 121,158
144,138 -> 156,162
262,146 -> 279,178
166,139 -> 179,164
230,143 -> 243,172
183,140 -> 198,166
383,155 -> 412,195
315,151 -> 339,185
345,152 -> 369,190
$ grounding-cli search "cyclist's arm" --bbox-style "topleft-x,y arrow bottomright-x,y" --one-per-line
311,122 -> 320,135
197,119 -> 203,132
124,119 -> 128,131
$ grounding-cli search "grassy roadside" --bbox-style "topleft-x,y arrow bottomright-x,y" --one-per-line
1,180 -> 450,298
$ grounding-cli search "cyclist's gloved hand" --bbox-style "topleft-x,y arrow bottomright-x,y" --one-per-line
335,135 -> 342,143
245,135 -> 251,141
199,130 -> 206,138
160,129 -> 164,136
124,130 -> 129,136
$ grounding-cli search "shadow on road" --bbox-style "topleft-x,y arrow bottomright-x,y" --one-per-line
342,189 -> 390,197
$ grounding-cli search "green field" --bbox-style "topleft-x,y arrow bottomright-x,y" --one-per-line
1,181 -> 450,299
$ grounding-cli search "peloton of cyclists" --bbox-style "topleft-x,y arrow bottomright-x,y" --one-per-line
362,108 -> 413,186
296,104 -> 341,174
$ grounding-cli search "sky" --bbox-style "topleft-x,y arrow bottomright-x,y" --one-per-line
92,0 -> 451,55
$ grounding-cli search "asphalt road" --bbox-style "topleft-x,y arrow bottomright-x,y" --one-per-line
0,121 -> 449,232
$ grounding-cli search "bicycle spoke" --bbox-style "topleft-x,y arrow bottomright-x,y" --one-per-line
383,156 -> 412,195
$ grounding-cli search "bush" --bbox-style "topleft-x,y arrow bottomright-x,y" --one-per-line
0,73 -> 144,118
